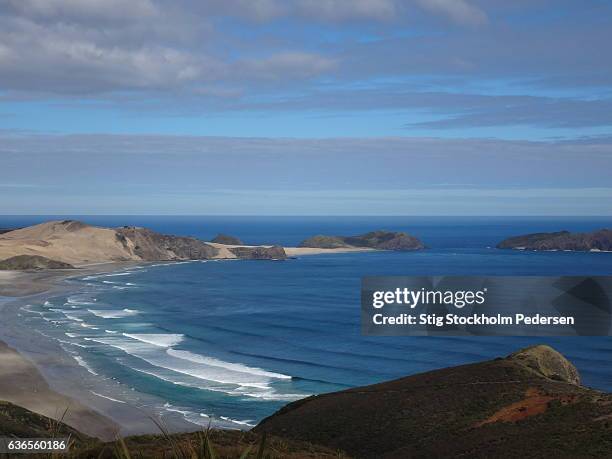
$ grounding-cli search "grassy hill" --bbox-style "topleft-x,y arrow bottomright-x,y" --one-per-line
255,345 -> 612,458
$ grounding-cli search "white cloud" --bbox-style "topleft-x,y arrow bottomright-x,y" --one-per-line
0,0 -> 495,99
0,0 -> 609,136
5,0 -> 159,21
0,8 -> 335,95
0,20 -> 218,93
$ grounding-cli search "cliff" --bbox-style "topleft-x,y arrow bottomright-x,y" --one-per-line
497,229 -> 612,251
299,230 -> 425,251
254,345 -> 611,458
116,226 -> 218,260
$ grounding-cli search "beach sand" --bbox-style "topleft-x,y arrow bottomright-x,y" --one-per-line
0,339 -> 118,439
0,262 -> 200,440
0,270 -> 75,296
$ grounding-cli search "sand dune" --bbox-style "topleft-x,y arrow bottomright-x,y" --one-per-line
0,220 -> 222,265
0,340 -> 118,439
0,220 -> 138,266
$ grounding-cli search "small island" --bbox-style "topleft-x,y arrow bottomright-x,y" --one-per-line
497,229 -> 612,252
299,230 -> 425,251
211,233 -> 244,245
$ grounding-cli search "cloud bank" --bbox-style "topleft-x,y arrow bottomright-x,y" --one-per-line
0,0 -> 610,136
1,132 -> 611,215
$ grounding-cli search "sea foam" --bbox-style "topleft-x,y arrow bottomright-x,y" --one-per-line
71,354 -> 99,375
123,333 -> 184,347
88,308 -> 140,319
86,335 -> 296,397
167,349 -> 290,380
90,391 -> 126,404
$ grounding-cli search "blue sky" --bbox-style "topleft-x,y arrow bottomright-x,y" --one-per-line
1,0 -> 611,214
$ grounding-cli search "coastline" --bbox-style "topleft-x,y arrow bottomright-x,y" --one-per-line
0,263 -> 202,440
2,237 -> 611,441
0,248 -> 377,440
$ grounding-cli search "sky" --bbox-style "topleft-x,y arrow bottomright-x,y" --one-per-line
1,0 -> 611,215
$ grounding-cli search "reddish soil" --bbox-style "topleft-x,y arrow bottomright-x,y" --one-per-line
477,387 -> 578,426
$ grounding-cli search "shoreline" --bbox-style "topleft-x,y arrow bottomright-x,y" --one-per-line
0,262 -> 204,440
3,244 -> 607,440
207,242 -> 378,258
0,249 -> 374,440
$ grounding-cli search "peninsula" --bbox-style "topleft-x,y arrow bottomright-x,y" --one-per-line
0,221 -> 422,270
0,220 -> 289,265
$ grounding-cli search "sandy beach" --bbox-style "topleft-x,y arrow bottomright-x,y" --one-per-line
0,270 -> 78,296
0,339 -> 118,438
0,263 -> 201,440
207,242 -> 376,258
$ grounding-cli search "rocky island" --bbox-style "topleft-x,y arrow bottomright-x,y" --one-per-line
497,229 -> 612,252
210,233 -> 244,245
227,245 -> 286,260
299,230 -> 425,251
0,345 -> 609,458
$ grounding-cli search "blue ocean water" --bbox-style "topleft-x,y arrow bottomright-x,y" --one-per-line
7,216 -> 612,429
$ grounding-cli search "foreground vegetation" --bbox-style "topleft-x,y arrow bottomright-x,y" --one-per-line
0,403 -> 347,458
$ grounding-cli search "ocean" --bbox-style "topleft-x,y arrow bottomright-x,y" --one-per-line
6,216 -> 612,429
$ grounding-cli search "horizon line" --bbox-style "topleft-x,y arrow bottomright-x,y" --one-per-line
2,214 -> 612,218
